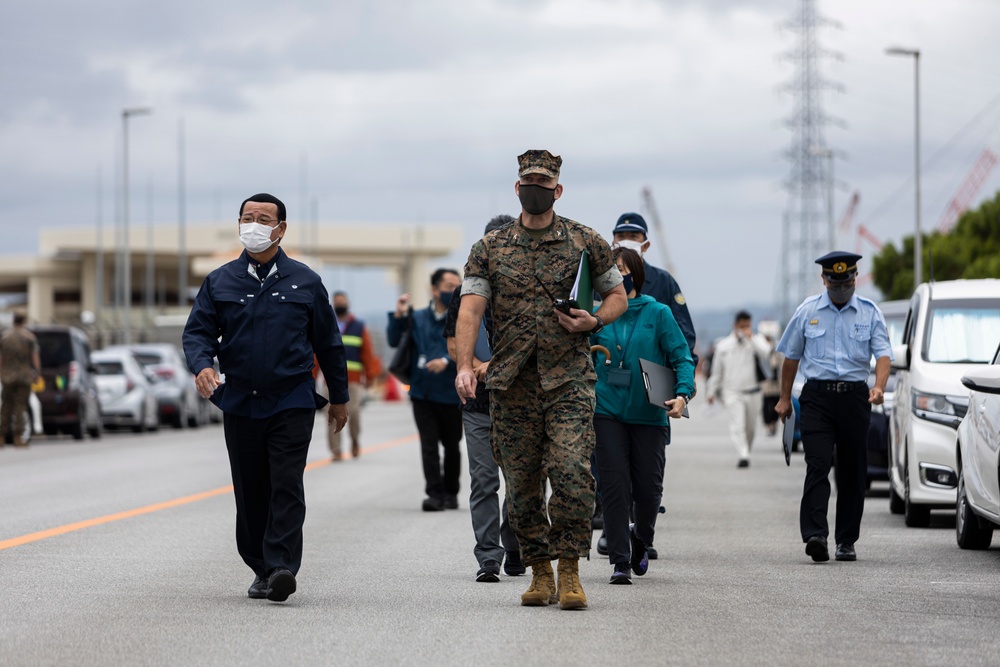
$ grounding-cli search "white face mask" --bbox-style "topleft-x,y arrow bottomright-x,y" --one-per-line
239,222 -> 278,253
614,239 -> 645,255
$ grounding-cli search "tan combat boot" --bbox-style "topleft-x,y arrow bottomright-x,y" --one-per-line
556,558 -> 588,610
520,561 -> 557,607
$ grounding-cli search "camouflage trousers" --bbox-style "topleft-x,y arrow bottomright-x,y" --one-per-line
0,381 -> 30,443
490,362 -> 596,565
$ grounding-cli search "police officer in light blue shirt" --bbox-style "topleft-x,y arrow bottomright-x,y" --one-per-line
775,251 -> 892,564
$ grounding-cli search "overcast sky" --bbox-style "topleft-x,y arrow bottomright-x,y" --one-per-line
3,0 -> 1000,321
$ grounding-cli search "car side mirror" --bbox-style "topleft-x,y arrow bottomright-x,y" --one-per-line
962,366 -> 1000,395
890,343 -> 909,371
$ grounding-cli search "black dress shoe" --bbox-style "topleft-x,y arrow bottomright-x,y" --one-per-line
247,574 -> 268,599
597,533 -> 608,555
503,551 -> 526,576
737,458 -> 750,468
443,494 -> 459,510
646,545 -> 658,560
266,569 -> 297,602
835,543 -> 857,561
805,535 -> 829,562
422,497 -> 445,512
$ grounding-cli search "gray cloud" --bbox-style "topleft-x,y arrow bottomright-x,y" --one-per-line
2,0 -> 999,314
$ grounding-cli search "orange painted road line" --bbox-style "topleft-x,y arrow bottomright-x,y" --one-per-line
0,485 -> 234,551
0,432 -> 419,552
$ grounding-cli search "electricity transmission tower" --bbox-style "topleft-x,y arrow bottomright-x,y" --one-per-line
778,0 -> 843,320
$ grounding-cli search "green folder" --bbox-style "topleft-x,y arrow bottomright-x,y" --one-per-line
569,251 -> 593,313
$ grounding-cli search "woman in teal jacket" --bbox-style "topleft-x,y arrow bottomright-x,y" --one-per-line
591,247 -> 695,585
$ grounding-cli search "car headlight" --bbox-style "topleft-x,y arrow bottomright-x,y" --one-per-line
912,390 -> 961,428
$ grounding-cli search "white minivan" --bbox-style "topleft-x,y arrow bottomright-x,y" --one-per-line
889,279 -> 1000,527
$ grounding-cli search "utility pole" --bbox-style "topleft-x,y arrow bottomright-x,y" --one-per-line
95,165 -> 103,344
122,106 -> 152,344
777,0 -> 843,320
178,117 -> 187,307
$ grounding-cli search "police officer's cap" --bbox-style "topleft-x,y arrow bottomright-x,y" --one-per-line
518,150 -> 562,178
815,251 -> 862,282
612,213 -> 648,237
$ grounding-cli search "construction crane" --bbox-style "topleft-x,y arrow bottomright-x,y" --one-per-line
640,186 -> 677,276
938,148 -> 998,232
853,224 -> 883,286
838,191 -> 860,233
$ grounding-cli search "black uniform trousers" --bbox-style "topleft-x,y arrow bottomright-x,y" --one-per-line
798,382 -> 871,546
593,415 -> 669,566
411,398 -> 463,500
223,408 -> 315,578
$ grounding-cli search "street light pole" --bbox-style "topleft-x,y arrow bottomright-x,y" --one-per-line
886,46 -> 921,288
122,107 -> 152,344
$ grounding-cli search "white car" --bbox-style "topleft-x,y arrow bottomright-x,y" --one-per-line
889,279 -> 1000,527
111,344 -> 205,428
92,349 -> 160,433
955,343 -> 1000,549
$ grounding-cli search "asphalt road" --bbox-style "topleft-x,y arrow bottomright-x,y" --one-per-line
2,398 -> 999,667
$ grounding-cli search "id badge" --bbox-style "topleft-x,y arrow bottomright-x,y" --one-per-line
607,368 -> 632,387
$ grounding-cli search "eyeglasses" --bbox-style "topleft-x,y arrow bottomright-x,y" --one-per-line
239,215 -> 280,226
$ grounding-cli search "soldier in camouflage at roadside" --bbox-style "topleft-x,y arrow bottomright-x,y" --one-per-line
454,149 -> 628,610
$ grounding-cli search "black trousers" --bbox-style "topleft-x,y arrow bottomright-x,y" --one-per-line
223,408 -> 315,577
411,398 -> 463,500
798,383 -> 871,546
593,415 -> 668,566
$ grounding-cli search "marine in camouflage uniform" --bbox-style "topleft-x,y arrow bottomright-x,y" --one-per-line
455,149 -> 627,610
0,313 -> 40,447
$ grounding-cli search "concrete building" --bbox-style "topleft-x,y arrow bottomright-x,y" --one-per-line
0,221 -> 463,345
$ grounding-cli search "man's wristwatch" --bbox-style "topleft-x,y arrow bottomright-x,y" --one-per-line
677,394 -> 690,405
590,315 -> 604,334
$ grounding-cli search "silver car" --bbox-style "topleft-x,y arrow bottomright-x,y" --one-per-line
92,349 -> 159,433
955,342 -> 1000,549
117,344 -> 205,429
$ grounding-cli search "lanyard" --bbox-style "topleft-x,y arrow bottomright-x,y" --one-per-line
612,313 -> 638,369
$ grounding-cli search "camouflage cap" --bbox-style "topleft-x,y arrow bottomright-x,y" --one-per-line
517,150 -> 562,178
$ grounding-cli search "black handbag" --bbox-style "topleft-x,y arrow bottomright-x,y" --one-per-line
388,309 -> 415,385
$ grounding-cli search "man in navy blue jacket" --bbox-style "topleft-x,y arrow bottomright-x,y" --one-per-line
183,193 -> 349,603
388,268 -> 464,512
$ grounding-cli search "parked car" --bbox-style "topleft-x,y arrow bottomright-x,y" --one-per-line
91,349 -> 160,433
31,325 -> 103,440
115,343 -> 204,428
955,342 -> 1000,549
889,280 -> 1000,527
865,300 -> 909,487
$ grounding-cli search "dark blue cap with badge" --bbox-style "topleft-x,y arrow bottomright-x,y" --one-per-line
612,213 -> 648,236
816,251 -> 861,282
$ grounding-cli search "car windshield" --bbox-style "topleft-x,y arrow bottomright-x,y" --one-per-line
94,361 -> 124,375
924,298 -> 1000,363
133,353 -> 164,367
35,332 -> 74,368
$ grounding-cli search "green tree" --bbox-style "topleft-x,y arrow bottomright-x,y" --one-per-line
872,188 -> 1000,300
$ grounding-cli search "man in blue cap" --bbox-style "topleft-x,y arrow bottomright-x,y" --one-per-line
774,251 -> 892,563
611,213 -> 697,367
